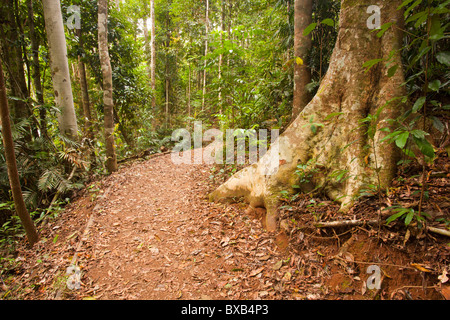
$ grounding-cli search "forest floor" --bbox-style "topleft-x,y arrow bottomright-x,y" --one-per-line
1,149 -> 449,300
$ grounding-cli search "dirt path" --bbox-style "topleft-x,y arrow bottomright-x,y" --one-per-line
53,152 -> 310,300
7,151 -> 447,300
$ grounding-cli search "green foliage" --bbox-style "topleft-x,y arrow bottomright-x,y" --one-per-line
385,205 -> 429,227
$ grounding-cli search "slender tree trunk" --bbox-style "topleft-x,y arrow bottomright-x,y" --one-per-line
292,0 -> 313,119
78,58 -> 93,132
75,29 -> 93,137
98,0 -> 118,173
0,60 -> 38,247
150,0 -> 156,109
165,65 -> 169,127
218,0 -> 225,115
27,0 -> 46,137
0,0 -> 30,121
211,0 -> 407,232
143,1 -> 151,77
188,63 -> 191,117
201,0 -> 209,111
42,0 -> 78,141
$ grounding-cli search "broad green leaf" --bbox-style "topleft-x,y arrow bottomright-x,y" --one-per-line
302,23 -> 317,36
386,210 -> 407,225
429,15 -> 444,40
387,64 -> 398,77
410,129 -> 428,139
395,132 -> 409,149
380,130 -> 402,143
436,52 -> 450,66
428,79 -> 441,91
405,210 -> 415,226
321,18 -> 334,27
412,97 -> 426,113
413,136 -> 435,159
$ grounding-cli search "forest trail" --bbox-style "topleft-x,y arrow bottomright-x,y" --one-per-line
40,150 -> 315,300
8,150 -> 448,300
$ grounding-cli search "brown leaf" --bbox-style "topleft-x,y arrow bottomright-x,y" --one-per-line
272,260 -> 283,270
258,255 -> 271,261
249,267 -> 264,277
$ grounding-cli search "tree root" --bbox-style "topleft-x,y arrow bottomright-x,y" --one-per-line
315,218 -> 450,238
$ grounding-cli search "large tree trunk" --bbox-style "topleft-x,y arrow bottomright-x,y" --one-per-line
98,0 -> 118,173
42,0 -> 78,141
0,59 -> 38,247
210,0 -> 406,232
0,0 -> 31,121
292,0 -> 313,118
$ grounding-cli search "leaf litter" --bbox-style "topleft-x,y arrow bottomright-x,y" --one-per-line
1,150 -> 449,300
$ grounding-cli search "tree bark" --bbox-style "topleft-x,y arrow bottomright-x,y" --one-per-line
150,0 -> 156,109
42,0 -> 78,141
0,59 -> 38,247
201,0 -> 209,111
0,0 -> 31,121
143,1 -> 151,78
210,0 -> 407,232
98,0 -> 118,173
218,0 -> 225,114
292,0 -> 313,119
27,0 -> 46,136
76,29 -> 93,136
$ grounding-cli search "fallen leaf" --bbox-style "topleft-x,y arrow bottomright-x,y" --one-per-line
282,272 -> 292,282
258,255 -> 271,261
249,267 -> 264,277
272,260 -> 283,270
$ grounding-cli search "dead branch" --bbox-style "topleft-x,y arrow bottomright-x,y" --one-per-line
315,219 -> 450,238
315,219 -> 379,228
427,226 -> 450,238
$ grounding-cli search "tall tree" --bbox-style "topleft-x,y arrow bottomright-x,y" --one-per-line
0,0 -> 31,121
292,0 -> 312,118
201,0 -> 209,111
210,0 -> 407,231
150,0 -> 156,109
42,0 -> 78,141
76,28 -> 94,136
98,0 -> 118,173
143,0 -> 151,77
27,0 -> 46,136
0,59 -> 38,247
218,0 -> 225,114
